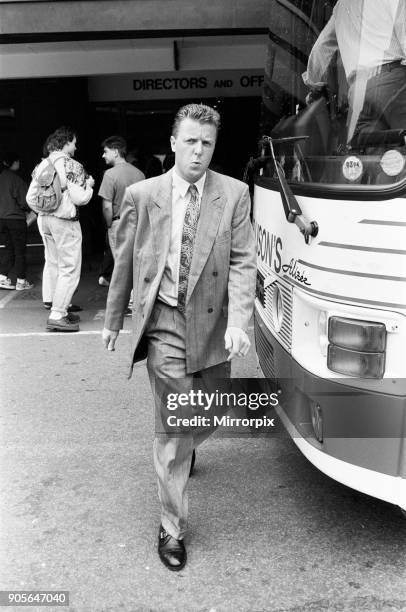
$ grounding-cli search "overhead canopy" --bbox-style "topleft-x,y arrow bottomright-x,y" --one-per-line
0,0 -> 269,38
0,35 -> 267,79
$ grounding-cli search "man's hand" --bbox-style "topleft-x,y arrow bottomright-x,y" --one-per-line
305,86 -> 325,106
224,327 -> 250,361
86,175 -> 95,188
102,328 -> 119,351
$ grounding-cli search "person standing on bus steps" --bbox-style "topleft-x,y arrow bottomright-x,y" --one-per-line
302,0 -> 406,140
102,103 -> 256,571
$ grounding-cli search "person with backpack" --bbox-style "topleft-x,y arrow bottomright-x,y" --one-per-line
0,155 -> 34,291
28,126 -> 94,332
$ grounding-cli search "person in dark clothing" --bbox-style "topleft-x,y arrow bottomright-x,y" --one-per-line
3,151 -> 21,173
0,162 -> 33,290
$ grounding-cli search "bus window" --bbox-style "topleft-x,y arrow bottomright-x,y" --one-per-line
262,0 -> 406,192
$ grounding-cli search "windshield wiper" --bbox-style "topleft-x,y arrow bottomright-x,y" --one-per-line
262,135 -> 319,244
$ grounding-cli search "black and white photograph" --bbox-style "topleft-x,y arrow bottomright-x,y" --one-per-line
1,1 -> 406,610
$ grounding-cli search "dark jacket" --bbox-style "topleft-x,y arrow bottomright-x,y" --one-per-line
0,167 -> 28,219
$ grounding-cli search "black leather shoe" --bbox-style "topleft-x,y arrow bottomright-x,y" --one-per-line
158,525 -> 187,571
189,449 -> 196,477
46,316 -> 79,332
67,312 -> 80,323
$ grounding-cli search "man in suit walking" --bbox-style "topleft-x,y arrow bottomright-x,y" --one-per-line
102,103 -> 256,570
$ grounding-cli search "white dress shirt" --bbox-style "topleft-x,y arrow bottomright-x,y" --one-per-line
303,0 -> 406,88
158,169 -> 206,306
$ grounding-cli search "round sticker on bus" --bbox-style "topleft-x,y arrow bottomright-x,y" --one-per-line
380,150 -> 405,177
342,156 -> 363,181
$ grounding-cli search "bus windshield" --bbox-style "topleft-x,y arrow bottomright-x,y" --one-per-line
262,0 -> 406,193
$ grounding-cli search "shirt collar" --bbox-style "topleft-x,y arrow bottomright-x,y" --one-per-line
172,168 -> 206,199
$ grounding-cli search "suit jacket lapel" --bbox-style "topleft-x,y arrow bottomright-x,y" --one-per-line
147,170 -> 172,266
186,170 -> 226,302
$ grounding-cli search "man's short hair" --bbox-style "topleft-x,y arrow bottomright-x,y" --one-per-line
172,104 -> 221,137
3,151 -> 19,167
102,135 -> 127,158
45,126 -> 77,153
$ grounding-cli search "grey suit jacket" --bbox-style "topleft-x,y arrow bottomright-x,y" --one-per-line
104,169 -> 256,375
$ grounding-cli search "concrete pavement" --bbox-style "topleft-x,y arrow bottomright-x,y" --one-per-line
0,264 -> 405,612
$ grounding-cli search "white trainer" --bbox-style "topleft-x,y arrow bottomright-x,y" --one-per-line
16,279 -> 34,291
0,277 -> 15,290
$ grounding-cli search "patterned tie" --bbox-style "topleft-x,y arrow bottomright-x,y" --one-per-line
178,184 -> 200,313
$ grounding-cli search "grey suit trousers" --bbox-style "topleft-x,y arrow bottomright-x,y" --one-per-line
145,300 -> 230,540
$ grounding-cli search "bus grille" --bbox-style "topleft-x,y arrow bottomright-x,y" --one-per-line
255,318 -> 276,378
261,279 -> 293,352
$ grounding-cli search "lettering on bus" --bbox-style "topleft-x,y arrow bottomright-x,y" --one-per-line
254,220 -> 282,274
281,259 -> 311,286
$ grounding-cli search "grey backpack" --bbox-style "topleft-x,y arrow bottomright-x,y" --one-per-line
26,156 -> 64,214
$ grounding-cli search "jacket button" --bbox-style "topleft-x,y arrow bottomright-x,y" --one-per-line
144,277 -> 150,283
213,271 -> 218,277
208,308 -> 213,313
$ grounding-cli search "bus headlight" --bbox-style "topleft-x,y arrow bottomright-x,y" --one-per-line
328,317 -> 386,352
327,345 -> 385,378
327,317 -> 386,378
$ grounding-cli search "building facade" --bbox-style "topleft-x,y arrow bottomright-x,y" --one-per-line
0,0 -> 269,255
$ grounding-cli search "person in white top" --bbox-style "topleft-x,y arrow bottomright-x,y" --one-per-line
303,0 -> 406,141
36,127 -> 94,332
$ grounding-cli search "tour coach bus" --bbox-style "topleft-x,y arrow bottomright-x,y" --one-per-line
252,0 -> 406,513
